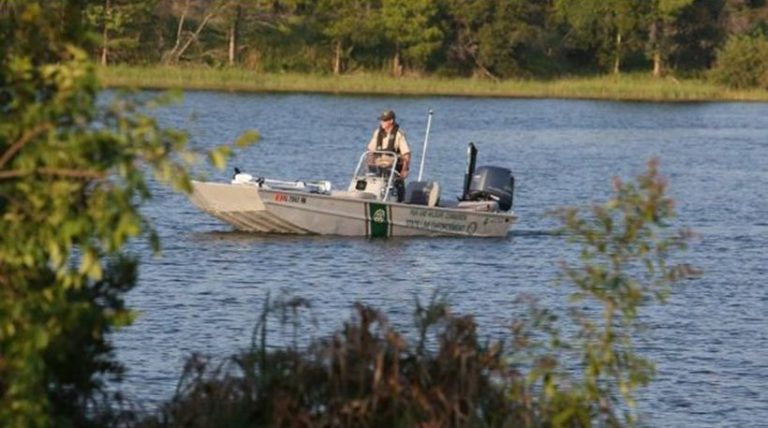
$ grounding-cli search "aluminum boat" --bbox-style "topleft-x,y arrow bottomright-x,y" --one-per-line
190,143 -> 517,237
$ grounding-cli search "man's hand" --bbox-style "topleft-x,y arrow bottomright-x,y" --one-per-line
401,153 -> 411,179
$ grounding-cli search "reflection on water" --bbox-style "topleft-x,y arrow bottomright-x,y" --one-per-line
113,93 -> 768,427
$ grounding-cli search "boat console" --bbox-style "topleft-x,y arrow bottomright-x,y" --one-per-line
345,146 -> 515,213
347,150 -> 402,201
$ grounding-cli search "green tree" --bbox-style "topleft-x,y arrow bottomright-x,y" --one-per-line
223,0 -> 245,66
667,0 -> 726,72
381,0 -> 443,76
205,0 -> 287,67
438,0 -> 554,79
0,1 -> 253,426
647,0 -> 695,76
555,0 -> 647,74
161,0 -> 230,65
710,33 -> 768,88
223,0 -> 325,72
473,0 -> 555,79
85,0 -> 158,66
318,0 -> 382,75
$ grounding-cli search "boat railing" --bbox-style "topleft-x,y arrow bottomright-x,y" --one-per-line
351,150 -> 400,201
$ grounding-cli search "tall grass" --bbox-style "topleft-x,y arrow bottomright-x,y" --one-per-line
135,297 -> 586,428
98,65 -> 768,101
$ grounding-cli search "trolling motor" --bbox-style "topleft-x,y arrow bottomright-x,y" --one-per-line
232,167 -> 331,193
461,143 -> 515,211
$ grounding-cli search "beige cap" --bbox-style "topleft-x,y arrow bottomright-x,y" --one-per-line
379,110 -> 396,121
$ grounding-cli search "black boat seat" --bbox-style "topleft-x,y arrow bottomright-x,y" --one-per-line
405,181 -> 440,207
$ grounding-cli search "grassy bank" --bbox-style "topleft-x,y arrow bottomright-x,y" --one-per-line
98,65 -> 768,102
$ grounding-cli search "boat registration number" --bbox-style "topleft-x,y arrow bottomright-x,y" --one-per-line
274,193 -> 307,204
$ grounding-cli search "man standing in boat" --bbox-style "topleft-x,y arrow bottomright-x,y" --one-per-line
367,109 -> 411,202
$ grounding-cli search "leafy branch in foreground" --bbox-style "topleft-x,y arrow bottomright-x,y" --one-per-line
137,159 -> 697,428
0,2 -> 257,427
550,157 -> 699,424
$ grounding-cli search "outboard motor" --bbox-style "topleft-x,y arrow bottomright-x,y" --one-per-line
460,143 -> 515,211
467,166 -> 515,211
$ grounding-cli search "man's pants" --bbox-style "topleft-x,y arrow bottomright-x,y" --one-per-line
395,179 -> 405,202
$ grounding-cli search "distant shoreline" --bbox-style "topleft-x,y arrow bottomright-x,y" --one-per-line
97,65 -> 768,102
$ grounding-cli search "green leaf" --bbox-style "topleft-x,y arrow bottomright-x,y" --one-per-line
208,146 -> 232,170
78,249 -> 103,281
235,130 -> 260,148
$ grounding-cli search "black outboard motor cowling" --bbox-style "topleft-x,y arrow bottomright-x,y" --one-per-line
468,166 -> 515,211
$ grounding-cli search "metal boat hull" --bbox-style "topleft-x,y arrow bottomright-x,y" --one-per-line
191,181 -> 515,237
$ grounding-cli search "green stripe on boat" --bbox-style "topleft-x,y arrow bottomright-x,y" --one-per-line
368,203 -> 389,238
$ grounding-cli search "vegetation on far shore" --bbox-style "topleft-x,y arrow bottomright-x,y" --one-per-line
84,0 -> 768,98
98,65 -> 768,102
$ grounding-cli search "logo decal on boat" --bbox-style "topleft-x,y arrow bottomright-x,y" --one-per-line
368,203 -> 389,238
372,208 -> 386,223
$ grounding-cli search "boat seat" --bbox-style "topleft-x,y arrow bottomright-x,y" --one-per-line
405,181 -> 440,207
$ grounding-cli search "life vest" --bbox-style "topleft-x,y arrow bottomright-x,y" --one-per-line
375,124 -> 404,174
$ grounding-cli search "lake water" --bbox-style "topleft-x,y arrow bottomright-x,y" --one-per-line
114,92 -> 768,427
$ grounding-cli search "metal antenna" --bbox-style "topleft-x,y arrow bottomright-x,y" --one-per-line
417,109 -> 433,182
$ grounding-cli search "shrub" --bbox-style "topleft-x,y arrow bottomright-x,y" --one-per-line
710,34 -> 768,89
0,3 -> 253,426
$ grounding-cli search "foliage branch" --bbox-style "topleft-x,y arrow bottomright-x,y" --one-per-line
0,2 -> 256,426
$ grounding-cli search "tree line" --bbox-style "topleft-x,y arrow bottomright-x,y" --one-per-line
91,0 -> 768,80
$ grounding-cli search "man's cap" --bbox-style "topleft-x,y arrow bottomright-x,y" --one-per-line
379,110 -> 396,121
